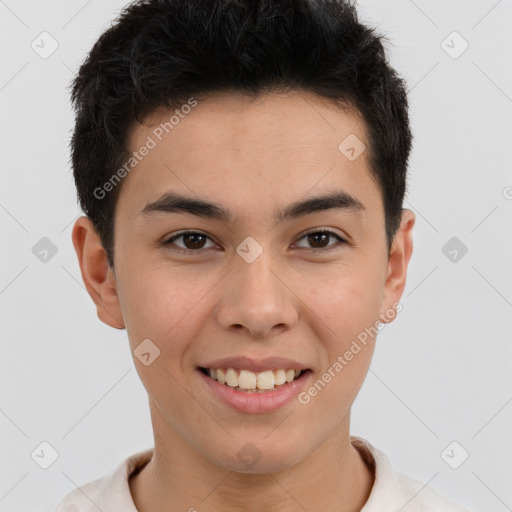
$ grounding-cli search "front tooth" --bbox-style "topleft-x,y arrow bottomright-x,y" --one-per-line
257,370 -> 274,389
225,368 -> 238,387
238,369 -> 257,389
285,369 -> 295,383
274,369 -> 286,385
217,368 -> 226,384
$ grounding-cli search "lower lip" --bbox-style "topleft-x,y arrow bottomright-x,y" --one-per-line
197,369 -> 312,414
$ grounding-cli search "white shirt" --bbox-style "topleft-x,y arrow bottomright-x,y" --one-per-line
54,436 -> 471,511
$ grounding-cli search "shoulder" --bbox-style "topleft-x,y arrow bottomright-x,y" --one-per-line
53,475 -> 110,512
53,449 -> 154,512
395,471 -> 471,512
350,436 -> 471,512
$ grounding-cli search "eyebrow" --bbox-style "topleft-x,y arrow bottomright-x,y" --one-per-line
139,190 -> 365,224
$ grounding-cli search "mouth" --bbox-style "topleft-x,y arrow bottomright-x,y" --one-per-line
198,366 -> 311,393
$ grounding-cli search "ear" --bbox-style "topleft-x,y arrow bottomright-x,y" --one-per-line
379,208 -> 415,323
71,216 -> 125,329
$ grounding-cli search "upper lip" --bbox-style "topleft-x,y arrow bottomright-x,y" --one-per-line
199,356 -> 310,373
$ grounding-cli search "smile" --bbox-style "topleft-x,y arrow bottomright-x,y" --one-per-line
199,367 -> 305,392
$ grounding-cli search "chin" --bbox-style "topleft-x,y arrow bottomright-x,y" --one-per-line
226,456 -> 301,475
208,438 -> 310,475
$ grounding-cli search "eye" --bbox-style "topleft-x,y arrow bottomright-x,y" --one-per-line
162,228 -> 347,255
162,231 -> 217,254
294,229 -> 347,251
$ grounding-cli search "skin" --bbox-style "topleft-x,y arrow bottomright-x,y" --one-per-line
72,90 -> 415,512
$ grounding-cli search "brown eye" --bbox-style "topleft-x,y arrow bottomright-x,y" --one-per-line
163,231 -> 216,253
295,229 -> 346,250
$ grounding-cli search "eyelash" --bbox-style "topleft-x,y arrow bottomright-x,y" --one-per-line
161,229 -> 347,255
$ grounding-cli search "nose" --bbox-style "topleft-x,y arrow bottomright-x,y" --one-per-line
215,247 -> 299,339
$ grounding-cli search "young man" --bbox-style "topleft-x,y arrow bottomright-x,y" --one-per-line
56,0 -> 470,510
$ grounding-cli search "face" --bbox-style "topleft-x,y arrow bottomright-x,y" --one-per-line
73,90 -> 414,473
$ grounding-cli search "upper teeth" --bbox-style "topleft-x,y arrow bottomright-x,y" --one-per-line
207,368 -> 302,390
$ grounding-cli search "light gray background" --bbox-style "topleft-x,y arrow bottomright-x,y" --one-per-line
1,1 -> 511,511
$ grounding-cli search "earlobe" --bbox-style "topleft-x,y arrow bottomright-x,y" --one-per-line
379,209 -> 415,323
71,216 -> 125,330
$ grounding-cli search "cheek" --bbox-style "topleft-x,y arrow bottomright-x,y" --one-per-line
117,271 -> 210,405
296,264 -> 383,401
321,286 -> 379,379
301,264 -> 384,340
298,276 -> 379,422
118,268 -> 210,354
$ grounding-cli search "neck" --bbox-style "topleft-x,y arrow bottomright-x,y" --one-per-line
130,403 -> 375,512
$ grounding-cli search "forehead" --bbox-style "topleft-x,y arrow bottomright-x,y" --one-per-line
136,90 -> 366,153
118,90 -> 382,226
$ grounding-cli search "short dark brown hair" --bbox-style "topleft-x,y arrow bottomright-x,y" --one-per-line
70,0 -> 412,268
